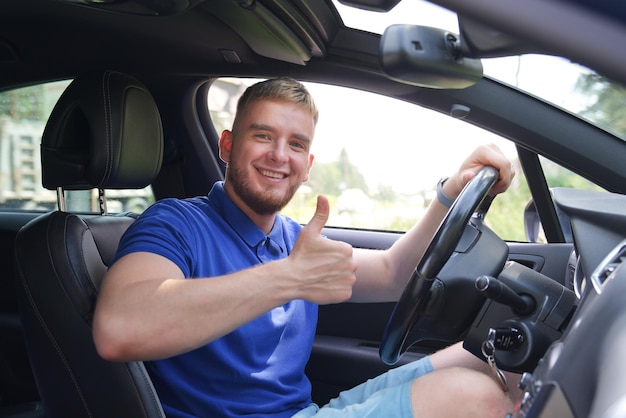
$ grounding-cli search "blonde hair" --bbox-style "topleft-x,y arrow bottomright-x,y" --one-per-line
234,77 -> 319,129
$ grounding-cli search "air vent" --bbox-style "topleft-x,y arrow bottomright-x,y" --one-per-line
591,240 -> 626,294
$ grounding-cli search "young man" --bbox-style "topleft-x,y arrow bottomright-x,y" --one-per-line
93,77 -> 516,417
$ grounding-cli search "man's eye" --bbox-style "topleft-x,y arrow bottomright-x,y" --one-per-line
291,141 -> 306,150
255,134 -> 270,140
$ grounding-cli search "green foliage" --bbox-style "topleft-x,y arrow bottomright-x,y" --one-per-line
0,85 -> 46,121
486,157 -> 602,242
575,73 -> 626,137
0,81 -> 69,122
308,148 -> 369,196
486,172 -> 531,242
542,157 -> 603,191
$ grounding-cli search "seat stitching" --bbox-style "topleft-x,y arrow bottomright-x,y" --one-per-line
101,72 -> 112,185
129,362 -> 165,416
16,220 -> 93,417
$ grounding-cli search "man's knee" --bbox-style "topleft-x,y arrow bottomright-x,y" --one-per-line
410,367 -> 513,418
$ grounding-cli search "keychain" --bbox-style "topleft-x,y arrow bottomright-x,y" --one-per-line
481,329 -> 509,392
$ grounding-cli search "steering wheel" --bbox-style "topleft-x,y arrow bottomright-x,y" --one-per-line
380,166 -> 499,365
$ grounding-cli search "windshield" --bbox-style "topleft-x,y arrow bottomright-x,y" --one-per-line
333,0 -> 626,141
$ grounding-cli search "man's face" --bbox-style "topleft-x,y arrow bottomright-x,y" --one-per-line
219,99 -> 315,216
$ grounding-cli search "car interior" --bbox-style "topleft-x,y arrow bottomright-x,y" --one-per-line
1,0 -> 626,417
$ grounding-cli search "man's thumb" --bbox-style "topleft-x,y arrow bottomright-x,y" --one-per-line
304,195 -> 329,235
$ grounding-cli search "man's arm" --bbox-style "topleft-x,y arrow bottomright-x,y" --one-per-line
349,144 -> 515,302
93,195 -> 357,362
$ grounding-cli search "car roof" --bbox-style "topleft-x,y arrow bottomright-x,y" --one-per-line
0,0 -> 344,89
3,0 -> 625,89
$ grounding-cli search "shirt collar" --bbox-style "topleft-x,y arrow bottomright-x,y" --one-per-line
208,182 -> 286,255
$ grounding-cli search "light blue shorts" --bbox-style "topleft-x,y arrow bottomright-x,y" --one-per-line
292,357 -> 434,418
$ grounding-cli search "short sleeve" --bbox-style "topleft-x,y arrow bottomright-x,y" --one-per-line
111,199 -> 195,277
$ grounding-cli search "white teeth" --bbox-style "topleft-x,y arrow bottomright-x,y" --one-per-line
260,169 -> 285,179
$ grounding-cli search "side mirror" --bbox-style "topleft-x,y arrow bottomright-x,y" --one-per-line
379,24 -> 483,89
524,200 -> 542,243
524,197 -> 573,244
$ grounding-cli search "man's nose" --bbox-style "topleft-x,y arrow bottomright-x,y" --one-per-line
269,141 -> 288,162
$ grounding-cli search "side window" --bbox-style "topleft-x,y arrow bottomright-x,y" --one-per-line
526,156 -> 605,243
540,156 -> 603,191
0,81 -> 154,213
208,78 -> 533,240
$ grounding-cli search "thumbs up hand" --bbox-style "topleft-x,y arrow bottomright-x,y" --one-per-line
287,195 -> 357,304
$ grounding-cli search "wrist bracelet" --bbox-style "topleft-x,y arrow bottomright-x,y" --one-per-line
436,177 -> 454,208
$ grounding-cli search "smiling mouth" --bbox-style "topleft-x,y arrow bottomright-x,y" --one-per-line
259,169 -> 287,179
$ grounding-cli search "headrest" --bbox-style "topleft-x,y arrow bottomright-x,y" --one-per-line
41,71 -> 163,190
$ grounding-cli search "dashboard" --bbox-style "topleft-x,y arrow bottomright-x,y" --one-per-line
517,240 -> 626,418
464,188 -> 626,417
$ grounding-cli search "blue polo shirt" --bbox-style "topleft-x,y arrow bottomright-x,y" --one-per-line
111,182 -> 318,417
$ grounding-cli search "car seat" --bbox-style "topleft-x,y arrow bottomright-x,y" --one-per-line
13,71 -> 166,417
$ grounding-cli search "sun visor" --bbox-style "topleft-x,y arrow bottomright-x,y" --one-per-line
204,0 -> 321,65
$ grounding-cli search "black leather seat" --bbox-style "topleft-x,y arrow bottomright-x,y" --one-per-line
14,71 -> 166,418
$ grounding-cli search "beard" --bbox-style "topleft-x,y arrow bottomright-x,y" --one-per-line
225,163 -> 301,215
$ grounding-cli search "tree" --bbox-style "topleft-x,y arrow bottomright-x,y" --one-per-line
307,161 -> 343,196
307,148 -> 368,196
575,73 -> 626,137
0,85 -> 45,121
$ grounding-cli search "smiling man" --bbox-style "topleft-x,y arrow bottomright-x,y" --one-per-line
220,88 -> 316,231
93,77 -> 516,418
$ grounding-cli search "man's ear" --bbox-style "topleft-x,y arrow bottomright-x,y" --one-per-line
303,153 -> 315,182
218,130 -> 233,163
